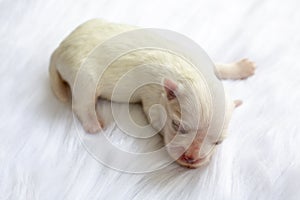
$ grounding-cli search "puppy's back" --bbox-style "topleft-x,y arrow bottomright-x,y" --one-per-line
55,19 -> 137,70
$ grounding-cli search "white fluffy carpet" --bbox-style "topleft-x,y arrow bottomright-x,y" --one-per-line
1,0 -> 300,199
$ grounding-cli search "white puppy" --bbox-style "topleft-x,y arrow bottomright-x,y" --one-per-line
49,19 -> 255,168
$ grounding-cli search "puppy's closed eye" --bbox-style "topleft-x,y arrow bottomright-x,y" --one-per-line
214,140 -> 223,145
171,120 -> 188,134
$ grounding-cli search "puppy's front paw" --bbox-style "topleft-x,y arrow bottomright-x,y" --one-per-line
235,58 -> 256,79
83,120 -> 104,134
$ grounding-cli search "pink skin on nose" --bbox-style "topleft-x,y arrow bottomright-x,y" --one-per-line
167,130 -> 209,166
179,133 -> 205,164
180,143 -> 201,164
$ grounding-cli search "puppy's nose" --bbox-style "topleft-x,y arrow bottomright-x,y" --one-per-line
182,154 -> 197,164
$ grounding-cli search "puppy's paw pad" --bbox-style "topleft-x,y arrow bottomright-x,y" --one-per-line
235,58 -> 256,79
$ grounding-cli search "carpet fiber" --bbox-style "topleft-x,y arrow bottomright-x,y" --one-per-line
1,0 -> 300,199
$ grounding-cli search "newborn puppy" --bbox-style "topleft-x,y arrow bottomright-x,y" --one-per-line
49,19 -> 256,168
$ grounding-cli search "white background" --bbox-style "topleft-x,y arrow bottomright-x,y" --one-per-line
1,0 -> 300,199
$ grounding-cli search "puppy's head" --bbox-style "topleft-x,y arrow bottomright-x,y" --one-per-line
160,78 -> 241,168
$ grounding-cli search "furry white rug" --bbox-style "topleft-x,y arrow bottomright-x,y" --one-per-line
1,0 -> 300,199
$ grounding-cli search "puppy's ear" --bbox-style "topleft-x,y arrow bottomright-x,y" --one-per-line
163,78 -> 178,100
234,99 -> 243,108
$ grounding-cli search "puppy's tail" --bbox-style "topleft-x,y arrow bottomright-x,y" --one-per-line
49,51 -> 70,103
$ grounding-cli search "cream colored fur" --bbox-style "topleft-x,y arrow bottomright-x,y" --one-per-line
49,19 -> 256,168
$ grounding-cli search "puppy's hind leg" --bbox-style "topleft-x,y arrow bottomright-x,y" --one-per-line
215,58 -> 256,80
72,91 -> 103,133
